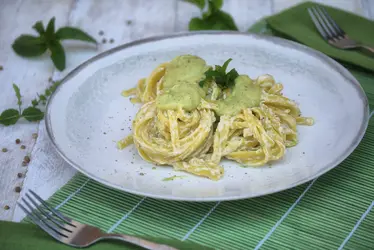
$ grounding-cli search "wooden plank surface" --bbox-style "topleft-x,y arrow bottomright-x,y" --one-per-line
0,0 -> 74,221
0,0 -> 372,222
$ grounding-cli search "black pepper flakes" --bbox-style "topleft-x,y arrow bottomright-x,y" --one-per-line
302,152 -> 305,155
139,173 -> 145,176
20,145 -> 26,150
15,186 -> 21,193
4,205 -> 10,210
109,38 -> 114,43
103,132 -> 107,135
2,148 -> 7,152
98,30 -> 104,36
17,173 -> 23,178
102,38 -> 107,44
126,20 -> 132,25
23,156 -> 30,163
15,139 -> 20,144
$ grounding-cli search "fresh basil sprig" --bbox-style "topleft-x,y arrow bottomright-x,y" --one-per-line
0,81 -> 60,126
187,0 -> 238,31
12,17 -> 97,71
199,58 -> 239,89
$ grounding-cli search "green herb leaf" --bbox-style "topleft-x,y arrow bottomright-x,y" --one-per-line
12,83 -> 22,112
48,40 -> 66,71
22,107 -> 44,122
12,35 -> 47,57
49,81 -> 60,93
45,17 -> 56,41
199,58 -> 238,89
184,0 -> 205,10
188,0 -> 237,31
0,109 -> 20,126
32,21 -> 45,35
31,99 -> 39,107
55,27 -> 97,44
212,0 -> 223,9
38,94 -> 46,101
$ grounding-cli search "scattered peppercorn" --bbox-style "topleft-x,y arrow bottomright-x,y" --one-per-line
23,156 -> 30,163
2,148 -> 7,152
139,173 -> 145,176
20,145 -> 26,150
15,139 -> 20,144
32,133 -> 38,139
0,65 -> 3,71
15,186 -> 21,193
22,161 -> 28,167
109,38 -> 114,43
102,38 -> 107,44
99,30 -> 104,36
126,20 -> 132,25
4,205 -> 10,210
17,173 -> 23,178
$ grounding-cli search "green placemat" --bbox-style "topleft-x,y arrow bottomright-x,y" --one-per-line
15,7 -> 374,250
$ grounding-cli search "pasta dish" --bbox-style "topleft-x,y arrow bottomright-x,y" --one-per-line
119,55 -> 313,180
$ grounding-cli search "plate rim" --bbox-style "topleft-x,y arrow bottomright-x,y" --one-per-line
45,31 -> 370,202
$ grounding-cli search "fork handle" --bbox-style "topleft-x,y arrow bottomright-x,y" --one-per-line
103,233 -> 179,250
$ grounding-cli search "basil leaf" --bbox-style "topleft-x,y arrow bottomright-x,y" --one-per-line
22,107 -> 44,122
211,10 -> 238,30
184,0 -> 205,10
12,83 -> 22,112
0,109 -> 20,126
48,40 -> 66,71
212,0 -> 223,9
221,58 -> 232,73
12,35 -> 47,57
45,17 -> 56,41
55,27 -> 97,44
188,0 -> 237,32
32,21 -> 45,35
189,18 -> 209,31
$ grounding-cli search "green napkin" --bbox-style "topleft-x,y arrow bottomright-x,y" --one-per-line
249,2 -> 374,110
263,1 -> 374,73
0,220 -> 213,250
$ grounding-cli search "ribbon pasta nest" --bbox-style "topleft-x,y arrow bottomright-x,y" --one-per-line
119,55 -> 313,181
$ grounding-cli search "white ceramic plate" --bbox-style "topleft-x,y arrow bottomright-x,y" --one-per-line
46,32 -> 369,201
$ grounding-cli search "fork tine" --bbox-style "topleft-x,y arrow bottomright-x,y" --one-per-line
315,6 -> 339,38
308,8 -> 328,39
311,7 -> 334,39
25,193 -> 72,232
28,189 -> 75,227
21,197 -> 68,237
319,6 -> 345,36
18,202 -> 64,242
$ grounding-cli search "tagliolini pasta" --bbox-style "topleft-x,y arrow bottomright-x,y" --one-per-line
119,55 -> 313,180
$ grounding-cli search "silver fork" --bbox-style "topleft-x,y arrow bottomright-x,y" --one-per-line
308,6 -> 374,54
18,190 -> 178,250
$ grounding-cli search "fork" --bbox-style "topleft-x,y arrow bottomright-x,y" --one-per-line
308,6 -> 374,54
18,190 -> 178,250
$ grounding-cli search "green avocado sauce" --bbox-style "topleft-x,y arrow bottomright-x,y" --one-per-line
156,55 -> 209,111
216,75 -> 261,116
156,55 -> 262,116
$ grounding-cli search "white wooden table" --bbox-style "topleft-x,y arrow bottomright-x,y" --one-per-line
1,0 -> 373,222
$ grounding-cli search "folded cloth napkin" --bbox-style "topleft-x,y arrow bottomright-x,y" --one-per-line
249,1 -> 374,110
0,220 -> 213,250
261,1 -> 374,73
